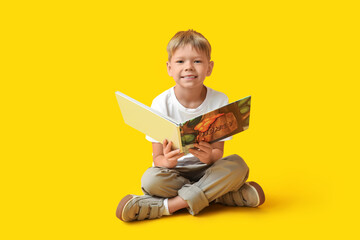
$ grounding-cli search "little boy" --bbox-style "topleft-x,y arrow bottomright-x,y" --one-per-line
116,30 -> 265,222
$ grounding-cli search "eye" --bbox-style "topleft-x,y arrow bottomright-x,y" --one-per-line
194,60 -> 202,63
176,60 -> 184,63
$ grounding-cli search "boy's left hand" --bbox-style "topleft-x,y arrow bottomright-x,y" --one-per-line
188,141 -> 213,164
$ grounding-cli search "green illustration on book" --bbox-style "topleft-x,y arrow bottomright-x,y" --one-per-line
115,91 -> 251,154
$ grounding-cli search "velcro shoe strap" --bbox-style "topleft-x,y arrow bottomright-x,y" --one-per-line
149,204 -> 160,219
137,205 -> 150,220
223,193 -> 236,206
231,191 -> 245,206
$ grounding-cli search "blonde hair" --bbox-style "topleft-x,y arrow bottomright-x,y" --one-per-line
167,29 -> 211,61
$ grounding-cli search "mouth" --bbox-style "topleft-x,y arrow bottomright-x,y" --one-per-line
181,75 -> 197,79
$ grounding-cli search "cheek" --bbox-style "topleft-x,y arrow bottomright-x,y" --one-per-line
175,69 -> 182,75
198,67 -> 207,75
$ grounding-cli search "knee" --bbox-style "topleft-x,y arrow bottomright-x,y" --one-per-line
141,168 -> 163,195
220,154 -> 249,183
141,167 -> 181,198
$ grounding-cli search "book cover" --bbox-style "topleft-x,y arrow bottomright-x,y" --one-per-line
115,91 -> 182,151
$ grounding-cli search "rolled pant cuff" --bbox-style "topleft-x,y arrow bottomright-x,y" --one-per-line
178,184 -> 209,215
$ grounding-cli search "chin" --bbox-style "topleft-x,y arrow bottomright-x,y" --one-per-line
177,83 -> 201,89
177,80 -> 204,88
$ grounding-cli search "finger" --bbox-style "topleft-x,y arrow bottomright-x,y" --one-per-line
165,148 -> 181,158
189,148 -> 201,157
194,143 -> 211,153
199,141 -> 211,148
167,157 -> 178,163
164,140 -> 173,153
168,153 -> 185,161
195,151 -> 208,159
163,139 -> 168,149
190,147 -> 209,158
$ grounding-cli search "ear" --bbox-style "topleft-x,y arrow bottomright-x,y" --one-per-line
206,61 -> 214,76
166,61 -> 172,77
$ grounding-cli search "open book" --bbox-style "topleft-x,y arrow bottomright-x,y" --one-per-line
115,91 -> 251,154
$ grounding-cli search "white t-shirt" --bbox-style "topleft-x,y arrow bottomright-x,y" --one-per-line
146,85 -> 232,166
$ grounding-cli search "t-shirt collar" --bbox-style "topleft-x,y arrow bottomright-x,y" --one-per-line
171,85 -> 210,113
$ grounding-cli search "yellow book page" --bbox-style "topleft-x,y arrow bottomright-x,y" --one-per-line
115,92 -> 182,151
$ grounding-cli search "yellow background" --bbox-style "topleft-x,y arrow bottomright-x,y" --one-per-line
1,0 -> 359,239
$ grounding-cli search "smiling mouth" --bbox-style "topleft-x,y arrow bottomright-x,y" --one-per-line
181,75 -> 197,79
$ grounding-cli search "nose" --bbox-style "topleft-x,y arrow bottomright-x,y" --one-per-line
184,61 -> 194,71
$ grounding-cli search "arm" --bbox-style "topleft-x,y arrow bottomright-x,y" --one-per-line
152,139 -> 185,168
188,141 -> 224,165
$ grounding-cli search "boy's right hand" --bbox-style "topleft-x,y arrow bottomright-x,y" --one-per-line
162,139 -> 185,168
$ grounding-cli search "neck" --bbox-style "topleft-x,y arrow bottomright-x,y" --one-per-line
174,85 -> 207,109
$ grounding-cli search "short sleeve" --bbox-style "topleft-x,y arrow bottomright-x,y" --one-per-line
145,135 -> 159,143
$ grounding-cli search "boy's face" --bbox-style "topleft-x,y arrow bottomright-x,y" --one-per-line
167,44 -> 214,89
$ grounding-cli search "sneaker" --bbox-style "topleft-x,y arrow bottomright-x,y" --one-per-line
116,194 -> 166,222
215,181 -> 265,207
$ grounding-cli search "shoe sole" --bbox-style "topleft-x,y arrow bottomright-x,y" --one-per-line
248,182 -> 265,207
116,194 -> 135,221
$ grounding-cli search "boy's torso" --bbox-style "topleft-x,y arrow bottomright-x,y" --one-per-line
147,85 -> 230,166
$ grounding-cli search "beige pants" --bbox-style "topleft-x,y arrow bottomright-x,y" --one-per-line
141,154 -> 249,215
